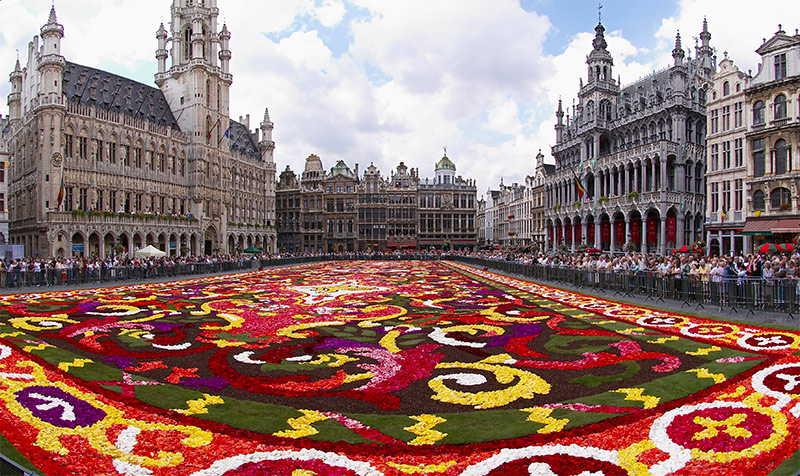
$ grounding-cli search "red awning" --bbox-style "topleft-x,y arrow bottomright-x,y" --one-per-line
743,218 -> 800,234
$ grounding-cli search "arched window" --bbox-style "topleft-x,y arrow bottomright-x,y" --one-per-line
184,28 -> 192,61
774,94 -> 787,120
770,187 -> 791,209
753,100 -> 765,125
753,190 -> 765,211
722,81 -> 730,96
774,139 -> 789,175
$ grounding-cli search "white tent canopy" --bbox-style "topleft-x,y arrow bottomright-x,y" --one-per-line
134,244 -> 166,258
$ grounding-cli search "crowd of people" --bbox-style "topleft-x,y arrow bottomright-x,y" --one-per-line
1,248 -> 799,289
467,249 -> 800,283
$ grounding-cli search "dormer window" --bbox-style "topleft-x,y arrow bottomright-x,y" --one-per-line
774,53 -> 787,80
722,81 -> 729,96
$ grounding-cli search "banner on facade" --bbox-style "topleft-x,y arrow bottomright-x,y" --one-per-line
587,223 -> 595,247
576,223 -> 582,244
72,243 -> 84,253
667,217 -> 677,244
615,220 -> 624,246
648,217 -> 658,245
566,224 -> 572,244
631,220 -> 641,247
601,222 -> 610,245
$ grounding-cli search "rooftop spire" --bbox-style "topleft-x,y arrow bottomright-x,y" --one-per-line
48,5 -> 58,24
672,31 -> 685,65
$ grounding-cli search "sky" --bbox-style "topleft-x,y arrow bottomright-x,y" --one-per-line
0,0 -> 794,198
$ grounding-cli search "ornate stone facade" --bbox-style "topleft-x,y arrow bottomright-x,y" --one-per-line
4,1 -> 276,258
742,26 -> 800,247
545,19 -> 713,254
417,153 -> 477,250
280,153 -> 476,252
705,53 -> 751,256
276,166 -> 301,253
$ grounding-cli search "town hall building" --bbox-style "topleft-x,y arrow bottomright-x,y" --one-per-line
2,0 -> 276,258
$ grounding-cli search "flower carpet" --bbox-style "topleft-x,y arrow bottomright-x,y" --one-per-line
0,260 -> 799,475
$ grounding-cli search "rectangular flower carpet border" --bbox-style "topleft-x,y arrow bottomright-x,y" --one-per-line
0,260 -> 797,475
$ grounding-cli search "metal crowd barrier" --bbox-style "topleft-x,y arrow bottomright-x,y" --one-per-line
447,257 -> 798,320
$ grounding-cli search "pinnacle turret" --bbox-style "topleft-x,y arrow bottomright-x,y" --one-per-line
672,31 -> 685,65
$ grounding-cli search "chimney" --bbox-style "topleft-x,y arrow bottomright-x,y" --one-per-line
355,163 -> 359,177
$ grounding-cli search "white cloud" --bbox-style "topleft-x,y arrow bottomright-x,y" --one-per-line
2,0 -> 795,197
313,0 -> 347,29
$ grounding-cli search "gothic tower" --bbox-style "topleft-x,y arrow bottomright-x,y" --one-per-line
38,7 -> 67,218
577,19 -> 619,162
156,0 -> 233,231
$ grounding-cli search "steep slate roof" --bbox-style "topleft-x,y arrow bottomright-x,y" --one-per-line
227,120 -> 261,160
62,61 -> 180,130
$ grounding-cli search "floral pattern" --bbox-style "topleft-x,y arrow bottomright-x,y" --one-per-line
0,260 -> 798,475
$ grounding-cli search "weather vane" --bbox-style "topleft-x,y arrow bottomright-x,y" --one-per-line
598,3 -> 602,23
443,146 -> 447,156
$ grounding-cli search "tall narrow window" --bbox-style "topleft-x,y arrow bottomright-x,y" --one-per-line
734,179 -> 743,212
722,141 -> 731,169
184,28 -> 192,61
753,138 -> 765,177
775,53 -> 787,80
722,81 -> 730,96
734,102 -> 743,128
774,139 -> 788,175
710,143 -> 719,171
710,182 -> 719,213
734,138 -> 744,167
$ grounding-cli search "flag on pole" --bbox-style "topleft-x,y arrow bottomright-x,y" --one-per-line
56,175 -> 65,209
721,209 -> 726,221
570,166 -> 585,200
207,117 -> 221,141
217,125 -> 230,147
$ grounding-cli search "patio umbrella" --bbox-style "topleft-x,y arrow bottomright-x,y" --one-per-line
781,243 -> 796,253
243,246 -> 262,254
583,248 -> 602,254
672,245 -> 691,253
756,243 -> 783,253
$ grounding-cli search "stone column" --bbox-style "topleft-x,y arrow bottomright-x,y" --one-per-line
610,219 -> 616,253
642,217 -> 649,254
677,214 -> 685,248
625,217 -> 631,251
660,217 -> 667,255
582,221 -> 588,246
